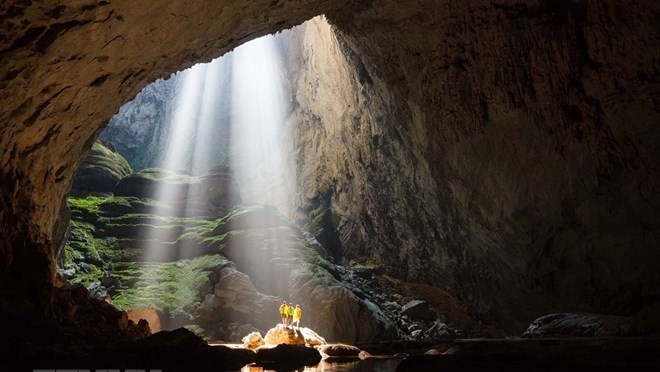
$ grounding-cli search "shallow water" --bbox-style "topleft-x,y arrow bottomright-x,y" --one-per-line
241,357 -> 404,372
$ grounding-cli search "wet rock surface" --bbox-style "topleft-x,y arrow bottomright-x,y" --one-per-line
253,343 -> 323,370
395,337 -> 660,372
523,312 -> 656,337
316,343 -> 362,358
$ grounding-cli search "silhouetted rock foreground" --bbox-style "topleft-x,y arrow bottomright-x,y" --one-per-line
523,312 -> 657,337
0,326 -> 322,372
395,337 -> 660,372
2,311 -> 659,372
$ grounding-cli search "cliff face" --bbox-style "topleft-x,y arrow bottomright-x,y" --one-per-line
1,0 -> 659,334
288,3 -> 660,330
321,0 -> 660,330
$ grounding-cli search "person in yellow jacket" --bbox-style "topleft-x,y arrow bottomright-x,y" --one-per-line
293,304 -> 302,328
286,302 -> 294,327
279,301 -> 288,326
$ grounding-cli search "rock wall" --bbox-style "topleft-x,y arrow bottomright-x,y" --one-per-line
320,0 -> 660,331
99,76 -> 181,172
286,18 -> 445,291
0,0 -> 658,334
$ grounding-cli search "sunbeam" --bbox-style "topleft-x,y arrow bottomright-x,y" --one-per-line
230,34 -> 293,216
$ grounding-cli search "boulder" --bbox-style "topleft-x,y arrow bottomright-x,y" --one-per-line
71,141 -> 133,196
264,325 -> 307,346
315,343 -> 362,358
401,300 -> 436,321
138,327 -> 207,349
298,327 -> 327,346
522,313 -> 653,337
195,166 -> 242,210
242,331 -> 265,349
87,282 -> 110,302
261,325 -> 327,346
127,308 -> 162,333
291,275 -> 401,342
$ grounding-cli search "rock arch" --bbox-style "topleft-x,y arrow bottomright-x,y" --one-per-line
0,0 -> 353,303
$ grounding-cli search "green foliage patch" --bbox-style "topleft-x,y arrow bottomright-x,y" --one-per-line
111,254 -> 230,317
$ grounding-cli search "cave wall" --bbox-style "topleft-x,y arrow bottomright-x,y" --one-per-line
1,0 -> 659,333
321,0 -> 660,330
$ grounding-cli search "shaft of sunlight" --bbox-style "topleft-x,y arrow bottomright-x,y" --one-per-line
161,64 -> 207,171
230,34 -> 293,215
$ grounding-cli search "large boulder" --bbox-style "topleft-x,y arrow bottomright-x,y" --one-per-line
263,325 -> 306,346
71,141 -> 132,196
315,343 -> 362,358
298,327 -> 327,346
127,308 -> 162,333
262,325 -> 327,346
242,331 -> 265,349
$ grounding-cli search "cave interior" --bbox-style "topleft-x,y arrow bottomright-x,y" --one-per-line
0,0 -> 659,370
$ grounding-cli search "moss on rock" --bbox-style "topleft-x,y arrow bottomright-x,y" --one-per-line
71,141 -> 133,196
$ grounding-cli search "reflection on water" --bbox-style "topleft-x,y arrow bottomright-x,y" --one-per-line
241,357 -> 404,372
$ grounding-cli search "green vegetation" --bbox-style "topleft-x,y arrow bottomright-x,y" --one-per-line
90,141 -> 133,176
111,254 -> 230,317
63,193 -> 338,336
63,219 -> 136,285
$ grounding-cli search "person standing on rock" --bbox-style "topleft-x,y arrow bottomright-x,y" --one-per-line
279,301 -> 288,326
293,304 -> 302,328
287,302 -> 294,327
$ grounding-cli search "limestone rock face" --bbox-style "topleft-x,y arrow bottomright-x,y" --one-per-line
292,2 -> 660,332
0,0 -> 658,337
199,267 -> 281,332
99,77 -> 181,172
